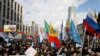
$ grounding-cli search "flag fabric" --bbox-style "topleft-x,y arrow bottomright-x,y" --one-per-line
83,13 -> 100,37
92,35 -> 97,43
97,13 -> 100,37
86,16 -> 100,32
88,11 -> 97,23
66,18 -> 70,32
83,20 -> 96,35
35,32 -> 39,38
25,46 -> 37,56
35,31 -> 40,43
0,32 -> 9,43
95,12 -> 97,20
97,13 -> 100,28
60,21 -> 63,40
70,20 -> 82,44
66,18 -> 70,35
44,20 -> 50,34
38,28 -> 43,43
76,43 -> 82,47
51,42 -> 56,48
8,33 -> 14,39
48,24 -> 61,48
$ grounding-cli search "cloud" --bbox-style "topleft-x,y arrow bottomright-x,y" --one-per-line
75,12 -> 87,24
16,0 -> 87,28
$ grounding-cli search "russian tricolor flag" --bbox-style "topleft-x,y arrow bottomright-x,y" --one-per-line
83,13 -> 100,38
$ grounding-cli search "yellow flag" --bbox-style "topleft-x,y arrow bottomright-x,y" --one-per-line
66,18 -> 70,28
49,24 -> 58,37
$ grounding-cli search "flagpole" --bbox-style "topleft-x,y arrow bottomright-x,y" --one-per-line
80,27 -> 86,56
92,34 -> 94,51
92,34 -> 95,51
87,35 -> 90,50
96,35 -> 98,49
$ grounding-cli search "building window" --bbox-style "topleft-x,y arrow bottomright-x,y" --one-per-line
20,25 -> 21,31
18,4 -> 19,12
17,24 -> 19,31
21,6 -> 22,13
4,0 -> 6,3
3,20 -> 5,25
11,22 -> 13,24
3,5 -> 6,18
2,20 -> 5,29
20,14 -> 22,19
28,26 -> 30,33
7,21 -> 9,24
0,2 -> 1,14
7,7 -> 9,19
11,0 -> 13,9
14,12 -> 16,21
17,24 -> 18,29
26,26 -> 27,32
14,23 -> 16,25
23,25 -> 24,32
17,13 -> 19,22
15,2 -> 16,11
20,15 -> 22,23
7,0 -> 10,6
20,18 -> 22,23
11,10 -> 13,20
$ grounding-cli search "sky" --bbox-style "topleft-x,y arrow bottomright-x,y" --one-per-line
16,0 -> 100,28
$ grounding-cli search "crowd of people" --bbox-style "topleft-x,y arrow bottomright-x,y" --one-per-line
0,34 -> 100,56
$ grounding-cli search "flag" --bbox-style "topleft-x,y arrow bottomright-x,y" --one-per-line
88,12 -> 97,23
70,20 -> 82,44
66,18 -> 70,35
60,21 -> 63,40
38,28 -> 43,42
44,20 -> 50,34
93,35 -> 97,43
95,12 -> 98,20
48,24 -> 61,48
35,32 -> 39,38
8,33 -> 14,39
34,29 -> 40,43
51,42 -> 56,48
76,43 -> 82,47
83,13 -> 100,37
86,15 -> 100,32
83,19 -> 96,35
97,13 -> 100,28
0,32 -> 9,43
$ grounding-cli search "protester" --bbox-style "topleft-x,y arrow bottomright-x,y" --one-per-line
0,32 -> 100,56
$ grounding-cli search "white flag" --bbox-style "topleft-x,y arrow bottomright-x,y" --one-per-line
25,46 -> 37,56
39,28 -> 44,42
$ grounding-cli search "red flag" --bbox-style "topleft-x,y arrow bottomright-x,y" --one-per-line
83,20 -> 100,38
48,24 -> 61,48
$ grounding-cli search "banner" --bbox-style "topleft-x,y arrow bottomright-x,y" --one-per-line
25,46 -> 37,56
4,25 -> 16,32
